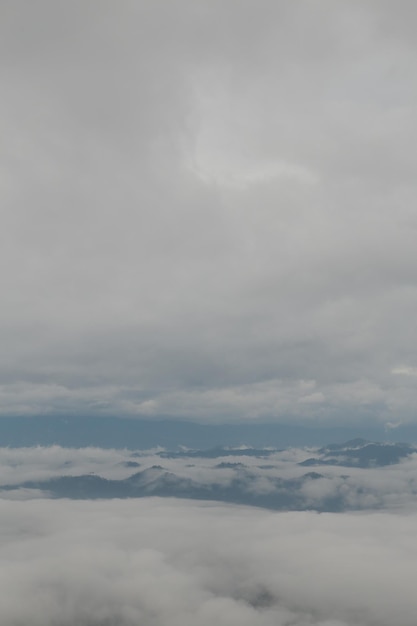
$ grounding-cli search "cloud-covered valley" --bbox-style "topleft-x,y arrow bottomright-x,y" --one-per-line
2,440 -> 417,513
1,441 -> 417,625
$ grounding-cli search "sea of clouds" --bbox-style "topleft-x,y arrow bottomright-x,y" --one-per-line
0,445 -> 416,624
1,496 -> 417,626
1,444 -> 417,511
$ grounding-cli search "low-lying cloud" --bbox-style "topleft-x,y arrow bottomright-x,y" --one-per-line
2,443 -> 417,513
1,497 -> 417,626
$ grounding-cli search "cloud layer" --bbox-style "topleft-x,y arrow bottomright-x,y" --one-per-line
2,443 -> 417,513
1,497 -> 417,625
2,1 -> 417,421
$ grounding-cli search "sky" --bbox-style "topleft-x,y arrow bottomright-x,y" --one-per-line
2,1 -> 417,424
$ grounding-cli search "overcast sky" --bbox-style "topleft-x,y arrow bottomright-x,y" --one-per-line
2,1 -> 417,423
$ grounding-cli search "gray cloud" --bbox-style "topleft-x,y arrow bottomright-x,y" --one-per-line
1,497 -> 417,625
2,1 -> 417,422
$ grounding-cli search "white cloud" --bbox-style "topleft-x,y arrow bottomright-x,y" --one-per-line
391,366 -> 417,377
0,497 -> 417,625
